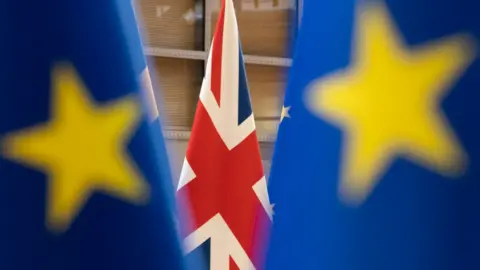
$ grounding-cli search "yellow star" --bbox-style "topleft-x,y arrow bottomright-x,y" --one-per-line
2,63 -> 150,232
280,106 -> 291,122
305,2 -> 476,204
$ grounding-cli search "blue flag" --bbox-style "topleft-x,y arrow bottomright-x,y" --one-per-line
266,0 -> 480,269
0,1 -> 185,269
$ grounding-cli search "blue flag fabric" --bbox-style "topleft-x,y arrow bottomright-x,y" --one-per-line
0,1 -> 185,269
266,0 -> 480,269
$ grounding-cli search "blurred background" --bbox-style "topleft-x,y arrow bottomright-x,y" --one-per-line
132,0 -> 302,184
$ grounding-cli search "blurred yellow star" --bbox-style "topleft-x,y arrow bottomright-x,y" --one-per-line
2,63 -> 150,232
280,106 -> 291,122
305,2 -> 476,204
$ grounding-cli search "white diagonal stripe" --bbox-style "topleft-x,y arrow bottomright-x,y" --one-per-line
183,214 -> 256,270
252,176 -> 273,220
177,158 -> 196,190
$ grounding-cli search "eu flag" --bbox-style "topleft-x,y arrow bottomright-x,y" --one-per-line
0,1 -> 185,269
266,0 -> 480,269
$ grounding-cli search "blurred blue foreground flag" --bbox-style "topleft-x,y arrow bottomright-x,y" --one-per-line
266,0 -> 480,269
0,1 -> 185,270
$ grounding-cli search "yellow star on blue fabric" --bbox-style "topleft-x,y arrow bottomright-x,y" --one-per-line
2,62 -> 150,232
305,2 -> 476,204
280,106 -> 291,122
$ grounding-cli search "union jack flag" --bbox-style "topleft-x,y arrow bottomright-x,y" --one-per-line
176,0 -> 273,269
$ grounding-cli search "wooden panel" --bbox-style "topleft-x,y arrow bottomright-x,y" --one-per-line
148,57 -> 203,128
135,0 -> 203,50
210,1 -> 294,57
247,64 -> 286,136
